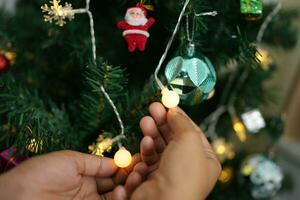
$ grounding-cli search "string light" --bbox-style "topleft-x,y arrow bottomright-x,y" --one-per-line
242,164 -> 253,176
201,2 -> 282,148
153,0 -> 191,108
41,0 -> 130,167
152,0 -> 218,108
114,147 -> 132,168
207,89 -> 215,100
219,166 -> 233,183
212,138 -> 235,163
232,116 -> 247,142
161,88 -> 180,108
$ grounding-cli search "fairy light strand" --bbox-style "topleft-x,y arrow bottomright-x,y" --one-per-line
201,2 -> 282,137
42,0 -> 125,137
256,2 -> 282,43
83,0 -> 125,137
80,0 -> 125,137
154,0 -> 191,90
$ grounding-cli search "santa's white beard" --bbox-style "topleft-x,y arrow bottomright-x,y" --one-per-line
125,13 -> 148,26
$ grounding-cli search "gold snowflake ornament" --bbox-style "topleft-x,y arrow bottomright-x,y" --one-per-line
41,0 -> 75,26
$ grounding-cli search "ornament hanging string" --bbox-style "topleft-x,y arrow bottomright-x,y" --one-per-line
186,14 -> 195,44
153,0 -> 217,90
154,0 -> 191,90
186,11 -> 218,44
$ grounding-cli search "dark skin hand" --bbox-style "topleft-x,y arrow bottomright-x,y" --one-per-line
0,103 -> 220,200
0,151 -> 142,200
117,102 -> 222,200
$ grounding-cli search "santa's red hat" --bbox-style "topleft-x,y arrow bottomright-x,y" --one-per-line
127,3 -> 147,17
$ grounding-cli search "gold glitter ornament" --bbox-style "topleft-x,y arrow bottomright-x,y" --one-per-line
232,116 -> 247,142
0,48 -> 16,65
89,135 -> 113,157
27,138 -> 43,153
256,48 -> 273,70
41,0 -> 75,26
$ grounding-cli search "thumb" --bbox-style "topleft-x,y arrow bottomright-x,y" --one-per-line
69,151 -> 118,177
167,108 -> 200,138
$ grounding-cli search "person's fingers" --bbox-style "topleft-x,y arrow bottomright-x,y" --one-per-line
96,154 -> 140,193
198,129 -> 222,186
100,186 -> 127,200
110,186 -> 127,200
69,151 -> 117,177
206,158 -> 222,189
125,172 -> 142,197
149,102 -> 172,143
97,178 -> 116,194
167,109 -> 199,139
121,154 -> 141,175
88,194 -> 102,200
140,136 -> 159,166
140,116 -> 166,154
171,107 -> 202,131
133,162 -> 148,179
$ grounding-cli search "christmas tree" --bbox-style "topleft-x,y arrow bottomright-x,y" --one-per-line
0,0 -> 298,199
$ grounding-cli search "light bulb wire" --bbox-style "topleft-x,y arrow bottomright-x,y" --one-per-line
154,0 -> 191,90
256,2 -> 282,43
73,0 -> 125,137
201,2 -> 282,137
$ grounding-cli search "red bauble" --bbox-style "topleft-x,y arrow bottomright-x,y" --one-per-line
0,54 -> 9,74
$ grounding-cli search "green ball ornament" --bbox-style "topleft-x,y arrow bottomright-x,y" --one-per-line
165,44 -> 216,106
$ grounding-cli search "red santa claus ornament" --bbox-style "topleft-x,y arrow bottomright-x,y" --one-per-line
117,3 -> 155,52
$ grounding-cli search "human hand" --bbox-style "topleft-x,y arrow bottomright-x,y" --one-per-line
119,102 -> 222,200
0,150 -> 140,200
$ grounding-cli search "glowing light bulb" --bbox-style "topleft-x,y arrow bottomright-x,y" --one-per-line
242,164 -> 253,176
114,147 -> 132,168
233,117 -> 247,142
218,167 -> 233,183
207,89 -> 215,100
161,88 -> 180,108
216,144 -> 226,155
